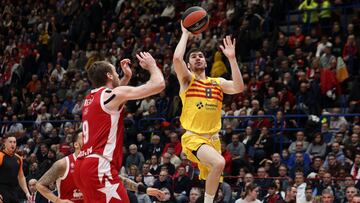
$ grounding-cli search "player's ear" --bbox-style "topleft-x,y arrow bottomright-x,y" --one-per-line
106,72 -> 113,79
187,63 -> 191,70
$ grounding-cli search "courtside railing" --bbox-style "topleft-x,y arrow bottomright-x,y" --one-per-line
2,113 -> 359,151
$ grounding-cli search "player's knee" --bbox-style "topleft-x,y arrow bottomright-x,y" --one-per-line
212,156 -> 225,171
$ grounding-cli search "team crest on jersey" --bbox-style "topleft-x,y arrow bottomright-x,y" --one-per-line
196,102 -> 204,109
84,95 -> 94,106
83,108 -> 89,115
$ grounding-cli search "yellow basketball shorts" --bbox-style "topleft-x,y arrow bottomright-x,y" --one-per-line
181,132 -> 223,181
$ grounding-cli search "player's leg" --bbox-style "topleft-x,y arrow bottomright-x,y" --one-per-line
196,144 -> 225,203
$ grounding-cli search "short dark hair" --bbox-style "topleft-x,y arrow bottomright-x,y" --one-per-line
87,61 -> 113,88
185,48 -> 204,63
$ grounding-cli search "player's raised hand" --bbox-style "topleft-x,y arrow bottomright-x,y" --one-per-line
220,35 -> 236,59
180,21 -> 190,34
120,59 -> 132,77
136,52 -> 157,70
146,187 -> 166,201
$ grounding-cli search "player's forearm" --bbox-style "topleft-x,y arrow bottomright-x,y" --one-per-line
119,175 -> 139,192
18,175 -> 30,195
228,57 -> 244,92
173,32 -> 189,60
147,66 -> 165,94
119,74 -> 131,86
36,183 -> 58,202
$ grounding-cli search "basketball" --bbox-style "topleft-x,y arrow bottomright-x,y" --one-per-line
182,6 -> 209,34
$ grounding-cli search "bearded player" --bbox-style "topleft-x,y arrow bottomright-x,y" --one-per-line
74,53 -> 165,202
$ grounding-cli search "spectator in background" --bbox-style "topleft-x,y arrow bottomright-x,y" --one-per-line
50,63 -> 66,82
226,134 -> 245,175
162,132 -> 181,156
188,187 -> 202,203
163,145 -> 181,169
160,187 -> 176,203
149,154 -> 160,176
324,142 -> 345,167
304,186 -> 314,203
159,152 -> 176,176
350,153 -> 360,180
268,153 -> 282,177
254,167 -> 272,200
344,133 -> 360,153
235,183 -> 261,203
173,166 -> 192,203
148,135 -> 163,158
138,97 -> 155,116
153,170 -> 173,192
251,126 -> 273,164
294,171 -> 307,202
221,141 -> 232,176
316,36 -> 332,58
289,150 -> 311,178
142,163 -> 155,187
352,195 -> 360,203
288,131 -> 309,153
306,133 -> 327,159
136,133 -> 149,159
316,172 -> 336,198
320,44 -> 336,69
126,144 -> 145,173
263,181 -> 283,203
321,189 -> 335,203
26,75 -> 41,94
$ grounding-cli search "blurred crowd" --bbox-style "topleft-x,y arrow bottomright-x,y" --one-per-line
1,0 -> 360,202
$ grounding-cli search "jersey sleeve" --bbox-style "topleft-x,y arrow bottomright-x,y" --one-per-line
0,152 -> 4,167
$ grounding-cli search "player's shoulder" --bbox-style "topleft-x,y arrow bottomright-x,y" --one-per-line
53,157 -> 68,171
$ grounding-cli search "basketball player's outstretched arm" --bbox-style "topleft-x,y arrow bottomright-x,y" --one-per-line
106,52 -> 165,111
119,58 -> 132,86
218,36 -> 244,94
119,175 -> 165,200
173,22 -> 192,89
36,159 -> 73,203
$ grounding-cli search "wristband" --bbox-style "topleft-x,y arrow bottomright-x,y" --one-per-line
138,184 -> 148,193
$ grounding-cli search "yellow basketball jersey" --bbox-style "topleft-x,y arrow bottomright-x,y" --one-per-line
180,75 -> 223,134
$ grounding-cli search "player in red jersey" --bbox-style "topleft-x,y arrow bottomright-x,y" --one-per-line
36,132 -> 84,203
37,132 -> 165,203
74,52 -> 165,203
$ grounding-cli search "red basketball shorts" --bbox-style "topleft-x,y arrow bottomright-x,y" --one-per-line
74,154 -> 129,203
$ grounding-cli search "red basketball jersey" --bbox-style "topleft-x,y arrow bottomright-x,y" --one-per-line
79,87 -> 124,169
57,154 -> 83,202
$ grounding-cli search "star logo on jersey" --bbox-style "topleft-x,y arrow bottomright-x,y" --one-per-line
196,102 -> 204,109
98,178 -> 121,203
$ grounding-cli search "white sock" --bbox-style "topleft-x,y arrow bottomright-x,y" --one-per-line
204,193 -> 215,203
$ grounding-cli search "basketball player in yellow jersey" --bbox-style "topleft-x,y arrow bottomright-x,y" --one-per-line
173,22 -> 245,203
